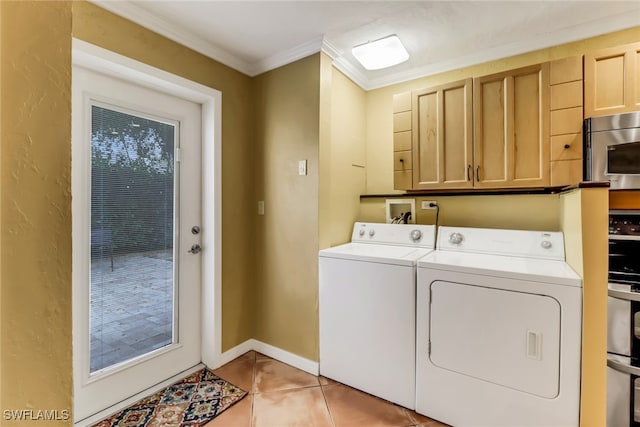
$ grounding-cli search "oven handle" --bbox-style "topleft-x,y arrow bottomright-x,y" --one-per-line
608,356 -> 640,376
609,287 -> 640,302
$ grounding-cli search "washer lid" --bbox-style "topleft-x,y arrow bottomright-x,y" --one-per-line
319,243 -> 433,266
418,250 -> 582,287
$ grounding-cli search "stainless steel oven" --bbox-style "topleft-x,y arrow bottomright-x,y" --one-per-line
585,111 -> 640,190
608,210 -> 640,426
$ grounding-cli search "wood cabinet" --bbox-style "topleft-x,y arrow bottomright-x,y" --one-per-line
391,41 -> 640,191
393,63 -> 556,191
585,41 -> 640,117
411,79 -> 473,190
393,92 -> 413,190
549,56 -> 584,187
473,64 -> 550,188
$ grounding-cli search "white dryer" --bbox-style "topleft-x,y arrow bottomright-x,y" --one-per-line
320,222 -> 436,409
416,226 -> 582,427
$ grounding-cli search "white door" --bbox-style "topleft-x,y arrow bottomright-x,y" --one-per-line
72,65 -> 202,421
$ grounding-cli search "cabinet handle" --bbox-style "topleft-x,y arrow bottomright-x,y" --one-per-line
564,144 -> 571,149
476,165 -> 480,182
467,164 -> 471,181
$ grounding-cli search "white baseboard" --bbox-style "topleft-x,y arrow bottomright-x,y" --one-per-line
215,339 -> 319,376
214,339 -> 255,367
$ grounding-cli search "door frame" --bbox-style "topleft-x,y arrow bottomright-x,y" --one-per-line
72,38 -> 222,420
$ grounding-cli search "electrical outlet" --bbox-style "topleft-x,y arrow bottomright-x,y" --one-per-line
421,200 -> 437,209
258,201 -> 265,215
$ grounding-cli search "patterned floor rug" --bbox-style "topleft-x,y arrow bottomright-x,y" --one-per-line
92,368 -> 247,427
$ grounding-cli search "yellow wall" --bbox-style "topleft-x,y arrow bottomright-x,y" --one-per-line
325,68 -> 367,247
318,53 -> 333,251
252,53 -> 367,361
72,2 -> 256,353
0,1 -> 626,422
0,0 -> 3,408
1,0 -> 4,409
365,26 -> 640,194
560,188 -> 609,426
253,54 -> 321,360
361,194 -> 560,230
2,2 -> 255,422
561,191 -> 585,275
1,2 -> 73,423
578,188 -> 609,427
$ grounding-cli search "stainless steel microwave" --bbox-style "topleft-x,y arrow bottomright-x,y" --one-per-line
584,111 -> 640,190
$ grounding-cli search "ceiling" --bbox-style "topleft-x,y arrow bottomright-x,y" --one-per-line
94,1 -> 640,90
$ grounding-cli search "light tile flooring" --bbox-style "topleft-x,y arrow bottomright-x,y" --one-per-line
208,351 -> 449,427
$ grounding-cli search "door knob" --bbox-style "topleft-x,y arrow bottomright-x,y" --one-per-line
188,244 -> 202,254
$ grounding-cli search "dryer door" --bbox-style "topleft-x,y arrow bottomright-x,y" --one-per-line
429,281 -> 561,398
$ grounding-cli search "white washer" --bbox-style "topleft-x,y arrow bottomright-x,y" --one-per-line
319,222 -> 436,409
416,226 -> 582,427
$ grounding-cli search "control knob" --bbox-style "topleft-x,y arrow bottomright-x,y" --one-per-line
449,232 -> 464,244
410,229 -> 422,242
541,240 -> 552,249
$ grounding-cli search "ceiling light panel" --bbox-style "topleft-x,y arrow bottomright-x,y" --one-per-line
351,35 -> 409,71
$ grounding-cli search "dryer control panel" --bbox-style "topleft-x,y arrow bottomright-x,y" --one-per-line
437,226 -> 566,261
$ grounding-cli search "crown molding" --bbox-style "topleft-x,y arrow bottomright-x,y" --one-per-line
91,0 -> 255,75
359,7 -> 640,90
90,0 -> 325,77
320,39 -> 343,61
253,36 -> 324,75
330,56 -> 372,91
89,1 -> 640,90
321,39 -> 372,89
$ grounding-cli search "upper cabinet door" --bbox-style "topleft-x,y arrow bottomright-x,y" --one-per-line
473,64 -> 550,188
585,41 -> 640,117
412,79 -> 473,190
393,91 -> 413,190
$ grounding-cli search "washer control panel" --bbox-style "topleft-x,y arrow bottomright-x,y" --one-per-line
351,222 -> 435,248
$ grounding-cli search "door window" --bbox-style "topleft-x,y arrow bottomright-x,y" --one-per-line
90,104 -> 177,373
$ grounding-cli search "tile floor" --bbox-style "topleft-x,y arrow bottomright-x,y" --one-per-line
208,351 -> 449,427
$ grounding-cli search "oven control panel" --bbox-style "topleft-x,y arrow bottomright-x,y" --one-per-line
610,210 -> 640,238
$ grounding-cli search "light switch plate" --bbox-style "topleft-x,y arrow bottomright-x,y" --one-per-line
258,201 -> 265,215
298,160 -> 307,176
